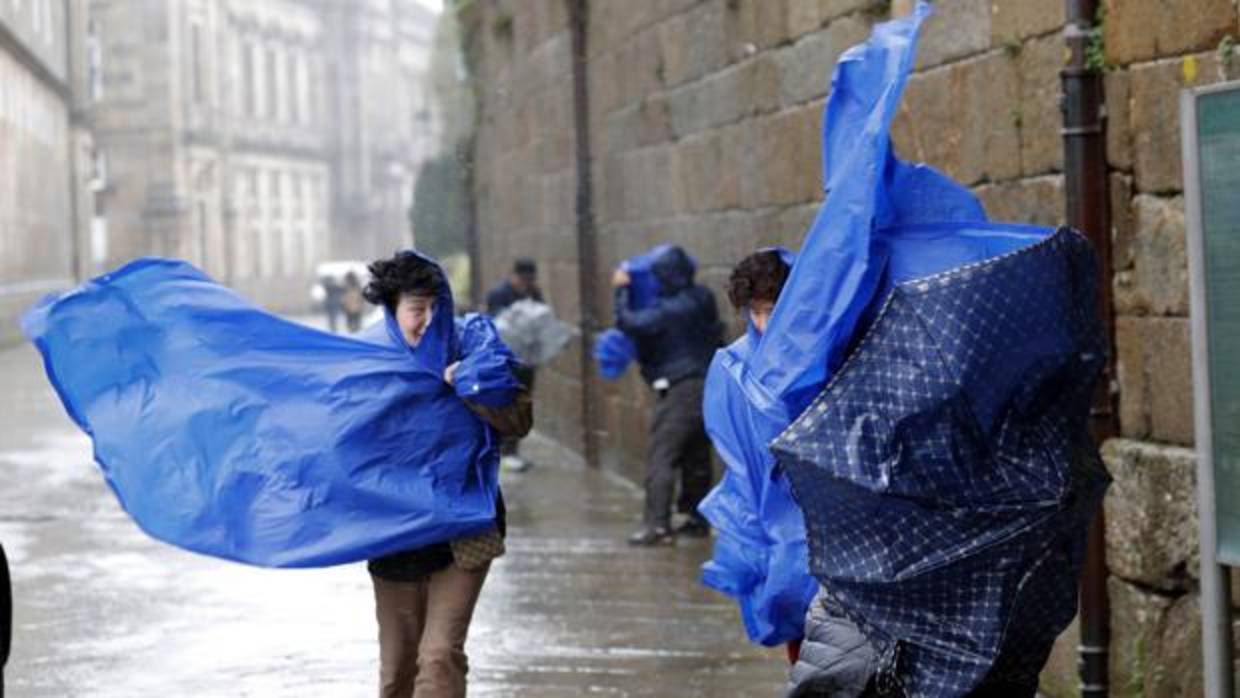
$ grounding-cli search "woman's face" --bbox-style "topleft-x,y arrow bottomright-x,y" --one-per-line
749,299 -> 775,335
395,293 -> 435,347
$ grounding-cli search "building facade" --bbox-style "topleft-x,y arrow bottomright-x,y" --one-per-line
79,0 -> 438,310
0,0 -> 80,343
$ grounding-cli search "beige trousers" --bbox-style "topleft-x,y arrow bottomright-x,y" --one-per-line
372,564 -> 489,698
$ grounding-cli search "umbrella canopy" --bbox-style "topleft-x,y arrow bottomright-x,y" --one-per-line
772,227 -> 1109,695
495,299 -> 575,367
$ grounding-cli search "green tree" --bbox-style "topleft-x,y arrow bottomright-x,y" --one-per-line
410,146 -> 471,260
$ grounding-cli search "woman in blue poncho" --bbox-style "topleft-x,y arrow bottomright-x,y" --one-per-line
22,246 -> 530,695
361,252 -> 531,698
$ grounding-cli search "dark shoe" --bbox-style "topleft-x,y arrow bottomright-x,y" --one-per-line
627,527 -> 675,546
674,517 -> 711,538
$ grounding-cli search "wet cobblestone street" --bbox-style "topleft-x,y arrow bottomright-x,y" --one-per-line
0,339 -> 785,697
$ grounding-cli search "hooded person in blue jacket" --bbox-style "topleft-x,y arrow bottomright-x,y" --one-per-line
724,251 -> 882,697
612,245 -> 723,545
362,252 -> 531,698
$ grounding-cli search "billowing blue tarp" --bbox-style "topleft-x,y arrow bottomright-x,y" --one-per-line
697,2 -> 1055,646
592,244 -> 693,381
22,253 -> 518,567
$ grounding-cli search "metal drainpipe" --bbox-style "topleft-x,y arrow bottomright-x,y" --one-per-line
566,0 -> 601,466
1062,1 -> 1116,696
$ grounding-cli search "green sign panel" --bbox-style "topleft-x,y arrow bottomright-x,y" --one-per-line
1197,88 -> 1240,565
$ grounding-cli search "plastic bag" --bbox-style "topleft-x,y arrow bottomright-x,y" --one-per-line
22,253 -> 515,568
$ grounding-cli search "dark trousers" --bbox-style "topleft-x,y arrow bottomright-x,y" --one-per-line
500,365 -> 536,457
644,376 -> 712,529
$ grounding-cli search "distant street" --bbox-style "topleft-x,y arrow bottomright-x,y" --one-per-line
0,331 -> 784,697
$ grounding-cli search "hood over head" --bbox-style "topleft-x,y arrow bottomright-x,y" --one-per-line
653,245 -> 697,294
360,250 -> 459,375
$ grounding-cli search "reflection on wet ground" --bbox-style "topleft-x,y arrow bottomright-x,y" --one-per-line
0,341 -> 784,696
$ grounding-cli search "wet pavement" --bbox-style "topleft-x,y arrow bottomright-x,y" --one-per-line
0,336 -> 786,697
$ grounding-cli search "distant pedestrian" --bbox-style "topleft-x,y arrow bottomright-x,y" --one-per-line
342,271 -> 366,333
612,245 -> 722,546
485,258 -> 544,316
321,274 -> 344,333
362,252 -> 531,698
1,541 -> 10,698
485,259 -> 544,471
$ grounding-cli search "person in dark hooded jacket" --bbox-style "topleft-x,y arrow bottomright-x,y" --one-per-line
612,245 -> 722,545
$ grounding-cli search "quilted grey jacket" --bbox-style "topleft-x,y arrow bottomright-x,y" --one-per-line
786,588 -> 878,698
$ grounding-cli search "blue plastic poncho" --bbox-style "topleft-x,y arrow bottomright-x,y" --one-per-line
592,244 -> 693,380
22,252 -> 519,567
698,2 -> 1044,645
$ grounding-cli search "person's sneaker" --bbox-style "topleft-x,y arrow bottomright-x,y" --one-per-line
627,526 -> 675,546
500,455 -> 532,472
674,517 -> 711,538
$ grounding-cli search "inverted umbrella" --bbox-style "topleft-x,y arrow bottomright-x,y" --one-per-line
495,299 -> 576,367
772,228 -> 1109,695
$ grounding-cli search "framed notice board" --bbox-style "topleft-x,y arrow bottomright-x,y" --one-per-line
1184,80 -> 1240,698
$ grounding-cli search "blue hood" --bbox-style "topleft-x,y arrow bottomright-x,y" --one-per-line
361,250 -> 459,374
652,245 -> 697,295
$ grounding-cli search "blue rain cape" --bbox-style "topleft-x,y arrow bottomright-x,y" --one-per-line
697,1 -> 1088,648
21,252 -> 520,567
593,244 -> 691,380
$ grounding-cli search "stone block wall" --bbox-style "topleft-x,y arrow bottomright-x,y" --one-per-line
465,0 -> 1240,692
461,0 -> 585,453
1098,0 -> 1240,695
465,0 -> 1088,482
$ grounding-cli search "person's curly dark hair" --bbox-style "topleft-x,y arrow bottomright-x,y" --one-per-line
727,250 -> 790,310
363,252 -> 447,311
